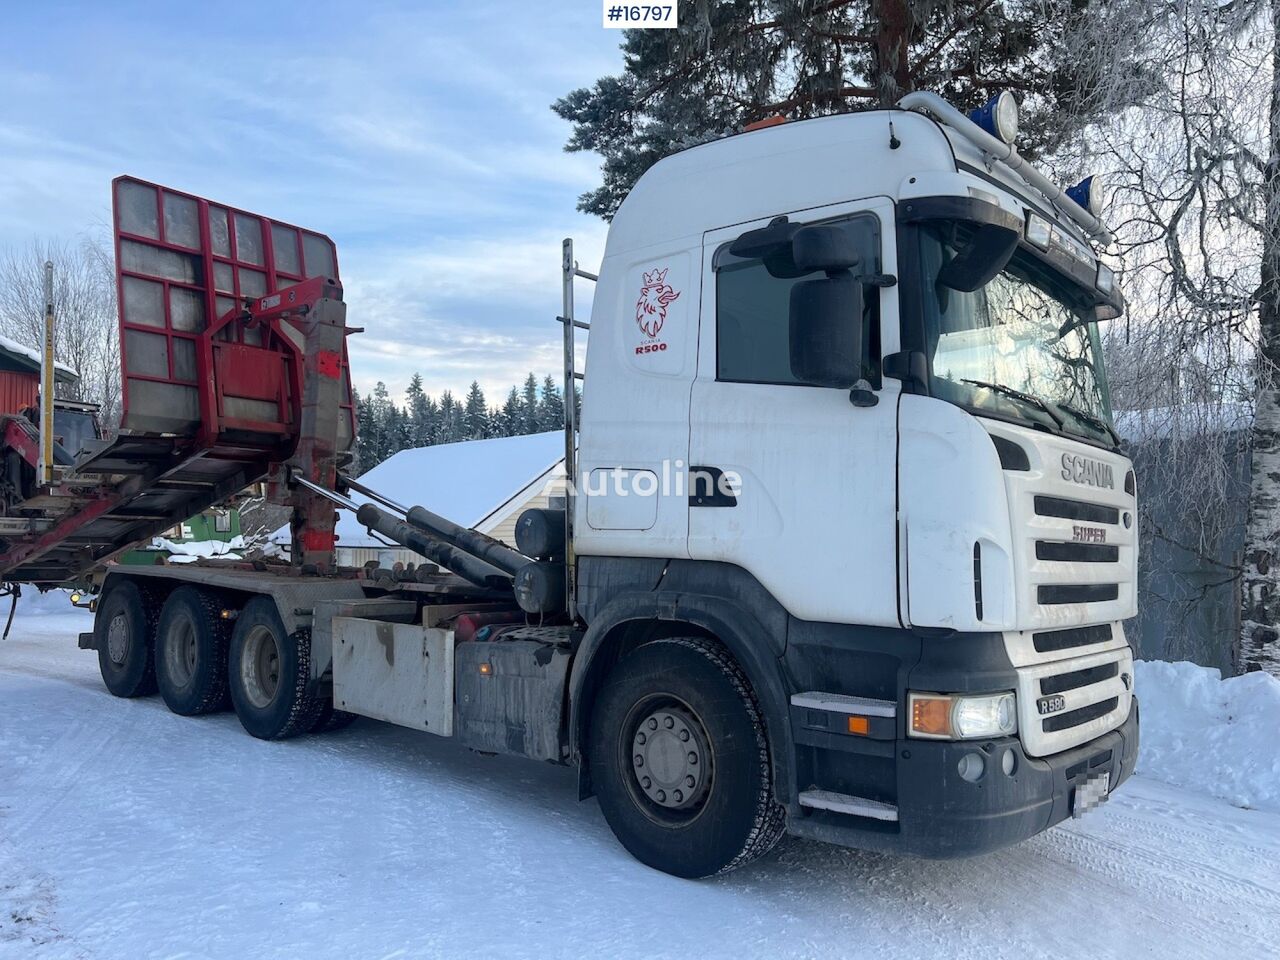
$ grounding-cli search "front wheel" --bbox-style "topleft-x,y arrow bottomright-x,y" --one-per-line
588,637 -> 786,878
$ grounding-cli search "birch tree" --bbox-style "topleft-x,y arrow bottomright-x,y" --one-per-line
1240,0 -> 1280,674
1075,0 -> 1276,673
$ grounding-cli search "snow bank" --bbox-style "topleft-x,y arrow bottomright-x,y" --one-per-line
1136,659 -> 1280,812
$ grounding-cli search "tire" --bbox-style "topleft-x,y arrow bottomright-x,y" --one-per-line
227,596 -> 324,740
95,580 -> 159,698
155,587 -> 231,716
308,700 -> 358,734
588,636 -> 787,878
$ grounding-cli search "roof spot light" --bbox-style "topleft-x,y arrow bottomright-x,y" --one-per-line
1067,175 -> 1105,217
969,92 -> 1019,144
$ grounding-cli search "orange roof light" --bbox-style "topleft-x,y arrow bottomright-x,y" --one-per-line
743,115 -> 787,132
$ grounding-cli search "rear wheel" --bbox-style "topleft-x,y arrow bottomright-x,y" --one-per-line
155,587 -> 231,716
227,596 -> 323,740
95,580 -> 158,698
588,636 -> 786,878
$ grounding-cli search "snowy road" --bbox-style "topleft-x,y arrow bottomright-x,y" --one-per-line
2,612 -> 1278,960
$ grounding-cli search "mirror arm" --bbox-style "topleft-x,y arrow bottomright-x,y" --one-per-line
849,379 -> 879,408
860,273 -> 897,288
883,350 -> 929,391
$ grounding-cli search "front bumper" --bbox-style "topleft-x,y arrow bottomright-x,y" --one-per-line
788,698 -> 1139,858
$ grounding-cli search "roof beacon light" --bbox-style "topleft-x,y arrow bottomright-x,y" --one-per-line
1066,175 -> 1104,217
969,92 -> 1019,144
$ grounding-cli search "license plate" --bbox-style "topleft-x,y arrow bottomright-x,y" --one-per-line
1071,771 -> 1112,818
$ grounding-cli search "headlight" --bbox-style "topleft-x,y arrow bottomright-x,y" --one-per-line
909,691 -> 1018,740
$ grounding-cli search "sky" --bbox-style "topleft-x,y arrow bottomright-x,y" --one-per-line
0,0 -> 621,402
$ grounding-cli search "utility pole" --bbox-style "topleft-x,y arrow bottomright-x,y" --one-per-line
39,260 -> 55,487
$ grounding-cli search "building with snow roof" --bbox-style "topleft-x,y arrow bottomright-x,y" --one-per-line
0,335 -> 79,413
272,431 -> 565,568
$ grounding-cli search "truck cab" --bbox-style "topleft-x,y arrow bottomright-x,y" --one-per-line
571,94 -> 1137,868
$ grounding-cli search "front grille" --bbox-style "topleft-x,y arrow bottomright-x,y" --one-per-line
1014,644 -> 1132,757
1038,583 -> 1119,604
1033,624 -> 1113,654
1041,661 -> 1119,695
1034,495 -> 1119,525
1043,697 -> 1119,733
1035,541 -> 1119,563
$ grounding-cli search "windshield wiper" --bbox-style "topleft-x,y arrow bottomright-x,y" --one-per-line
961,379 -> 1064,429
1053,400 -> 1121,448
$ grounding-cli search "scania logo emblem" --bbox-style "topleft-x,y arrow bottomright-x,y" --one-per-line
1061,453 -> 1114,489
635,267 -> 680,339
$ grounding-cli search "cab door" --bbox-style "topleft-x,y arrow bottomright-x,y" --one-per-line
687,197 -> 901,627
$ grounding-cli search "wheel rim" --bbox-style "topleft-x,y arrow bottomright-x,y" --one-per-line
164,615 -> 198,688
240,624 -> 281,709
622,694 -> 714,825
106,613 -> 129,665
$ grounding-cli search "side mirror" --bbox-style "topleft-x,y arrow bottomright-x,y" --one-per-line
936,223 -> 1019,292
729,216 -> 799,260
791,224 -> 861,274
789,273 -> 864,388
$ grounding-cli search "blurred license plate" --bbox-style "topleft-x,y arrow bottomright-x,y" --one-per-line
1072,772 -> 1112,818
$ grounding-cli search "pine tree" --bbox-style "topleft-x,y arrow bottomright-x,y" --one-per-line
499,386 -> 523,438
538,375 -> 564,432
553,0 -> 1154,218
463,380 -> 489,438
405,373 -> 434,448
437,390 -> 462,444
521,373 -> 540,435
352,388 -> 375,473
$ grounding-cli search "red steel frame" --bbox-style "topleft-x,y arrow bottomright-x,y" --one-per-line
0,182 -> 359,584
111,176 -> 355,452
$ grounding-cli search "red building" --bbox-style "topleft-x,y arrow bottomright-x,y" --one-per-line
0,335 -> 79,415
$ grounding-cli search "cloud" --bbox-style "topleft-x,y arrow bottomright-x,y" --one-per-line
342,222 -> 606,399
0,2 -> 621,401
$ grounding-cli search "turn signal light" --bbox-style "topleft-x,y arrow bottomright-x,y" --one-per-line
478,662 -> 493,677
910,695 -> 953,738
846,715 -> 870,735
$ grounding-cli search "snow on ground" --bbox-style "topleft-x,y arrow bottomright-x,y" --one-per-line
1,612 -> 1278,960
1134,660 -> 1280,813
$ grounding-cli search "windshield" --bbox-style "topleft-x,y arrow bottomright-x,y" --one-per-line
919,223 -> 1116,448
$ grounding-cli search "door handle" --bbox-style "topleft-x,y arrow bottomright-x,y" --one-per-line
688,465 -> 738,507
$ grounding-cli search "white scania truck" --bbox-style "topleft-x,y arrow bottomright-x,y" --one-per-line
53,91 -> 1137,879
